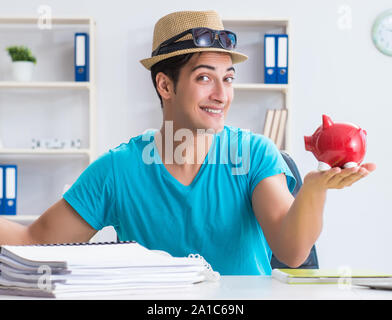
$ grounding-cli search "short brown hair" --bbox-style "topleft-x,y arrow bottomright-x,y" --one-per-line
150,53 -> 197,108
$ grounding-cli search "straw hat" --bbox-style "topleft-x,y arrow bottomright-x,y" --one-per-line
140,10 -> 248,70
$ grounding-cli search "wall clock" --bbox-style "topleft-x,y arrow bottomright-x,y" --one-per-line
372,9 -> 392,56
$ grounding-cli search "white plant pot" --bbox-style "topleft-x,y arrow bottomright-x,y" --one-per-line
11,61 -> 35,82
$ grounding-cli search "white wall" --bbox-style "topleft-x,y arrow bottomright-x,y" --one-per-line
1,0 -> 391,272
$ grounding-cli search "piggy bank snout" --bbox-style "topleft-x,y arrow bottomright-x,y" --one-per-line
304,136 -> 313,151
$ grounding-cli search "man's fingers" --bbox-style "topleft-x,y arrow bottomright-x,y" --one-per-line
339,170 -> 367,187
307,162 -> 375,190
326,166 -> 358,184
322,167 -> 341,181
360,163 -> 377,172
329,166 -> 370,188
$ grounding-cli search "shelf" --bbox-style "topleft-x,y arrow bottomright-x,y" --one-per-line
223,18 -> 289,26
0,15 -> 97,225
233,83 -> 288,92
1,215 -> 38,223
0,17 -> 93,25
0,81 -> 90,89
0,148 -> 91,156
221,17 -> 291,153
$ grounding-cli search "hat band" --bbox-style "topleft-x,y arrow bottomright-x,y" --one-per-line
151,40 -> 227,57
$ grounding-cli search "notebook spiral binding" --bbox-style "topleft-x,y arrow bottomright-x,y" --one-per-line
22,241 -> 136,247
188,253 -> 220,281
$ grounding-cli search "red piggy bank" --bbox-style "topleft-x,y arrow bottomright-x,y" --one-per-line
304,115 -> 367,171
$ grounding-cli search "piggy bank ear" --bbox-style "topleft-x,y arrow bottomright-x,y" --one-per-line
322,114 -> 333,129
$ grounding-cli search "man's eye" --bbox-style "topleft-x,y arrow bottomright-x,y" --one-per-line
225,76 -> 235,83
197,75 -> 209,81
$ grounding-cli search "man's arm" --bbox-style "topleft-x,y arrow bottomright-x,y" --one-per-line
252,163 -> 376,268
0,198 -> 97,245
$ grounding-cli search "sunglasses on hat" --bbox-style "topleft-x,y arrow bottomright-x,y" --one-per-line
152,27 -> 237,57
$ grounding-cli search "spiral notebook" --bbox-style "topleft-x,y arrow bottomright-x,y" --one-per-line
0,241 -> 220,298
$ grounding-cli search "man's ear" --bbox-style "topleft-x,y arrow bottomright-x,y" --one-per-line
155,72 -> 174,101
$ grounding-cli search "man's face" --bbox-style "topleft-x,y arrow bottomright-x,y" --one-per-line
167,52 -> 234,133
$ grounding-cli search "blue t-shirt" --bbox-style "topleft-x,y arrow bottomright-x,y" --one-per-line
63,125 -> 296,275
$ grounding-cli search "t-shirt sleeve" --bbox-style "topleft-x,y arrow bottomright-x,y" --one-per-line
248,134 -> 297,196
63,150 -> 117,231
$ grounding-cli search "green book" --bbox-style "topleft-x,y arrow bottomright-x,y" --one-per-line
272,268 -> 392,284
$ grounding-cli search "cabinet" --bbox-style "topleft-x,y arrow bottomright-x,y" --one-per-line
0,17 -> 96,225
222,18 -> 291,152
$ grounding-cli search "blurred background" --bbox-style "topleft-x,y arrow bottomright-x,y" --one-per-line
0,0 -> 391,273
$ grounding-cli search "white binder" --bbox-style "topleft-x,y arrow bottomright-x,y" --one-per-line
264,35 -> 277,83
2,165 -> 17,215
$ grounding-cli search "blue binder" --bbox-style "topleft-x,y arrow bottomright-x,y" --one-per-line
276,34 -> 288,84
74,33 -> 89,82
264,34 -> 277,83
1,165 -> 17,215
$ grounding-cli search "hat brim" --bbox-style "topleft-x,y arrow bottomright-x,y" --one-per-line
140,47 -> 248,70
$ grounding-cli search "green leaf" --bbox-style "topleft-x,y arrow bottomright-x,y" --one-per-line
5,45 -> 37,64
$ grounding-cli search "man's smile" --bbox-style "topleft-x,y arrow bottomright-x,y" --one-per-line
199,105 -> 225,117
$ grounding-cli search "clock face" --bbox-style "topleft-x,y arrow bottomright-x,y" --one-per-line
372,9 -> 392,56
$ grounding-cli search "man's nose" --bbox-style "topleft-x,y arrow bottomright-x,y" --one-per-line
209,80 -> 228,104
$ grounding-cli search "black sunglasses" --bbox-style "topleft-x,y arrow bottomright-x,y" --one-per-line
152,27 -> 237,57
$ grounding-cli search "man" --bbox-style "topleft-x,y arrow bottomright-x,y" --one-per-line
0,11 -> 375,275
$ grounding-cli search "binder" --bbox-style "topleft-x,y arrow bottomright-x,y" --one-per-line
2,165 -> 17,215
264,34 -> 277,83
74,33 -> 89,82
276,34 -> 288,84
0,166 -> 3,214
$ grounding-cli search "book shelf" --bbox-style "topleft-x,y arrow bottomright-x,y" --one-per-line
222,17 -> 291,153
0,17 -> 96,224
0,81 -> 91,89
0,148 -> 91,155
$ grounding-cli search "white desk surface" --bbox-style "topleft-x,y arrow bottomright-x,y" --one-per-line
0,276 -> 391,300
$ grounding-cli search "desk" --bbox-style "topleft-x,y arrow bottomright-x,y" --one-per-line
139,276 -> 392,300
0,276 -> 391,300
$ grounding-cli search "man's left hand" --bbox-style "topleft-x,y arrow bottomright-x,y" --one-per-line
303,163 -> 377,191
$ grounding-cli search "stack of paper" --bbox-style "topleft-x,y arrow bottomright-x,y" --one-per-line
0,241 -> 219,298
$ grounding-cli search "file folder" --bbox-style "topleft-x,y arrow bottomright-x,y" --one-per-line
264,34 -> 277,83
277,34 -> 288,84
0,166 -> 3,214
2,165 -> 17,215
74,33 -> 89,82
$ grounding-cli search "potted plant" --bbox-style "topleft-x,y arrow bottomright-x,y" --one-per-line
6,45 -> 37,81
